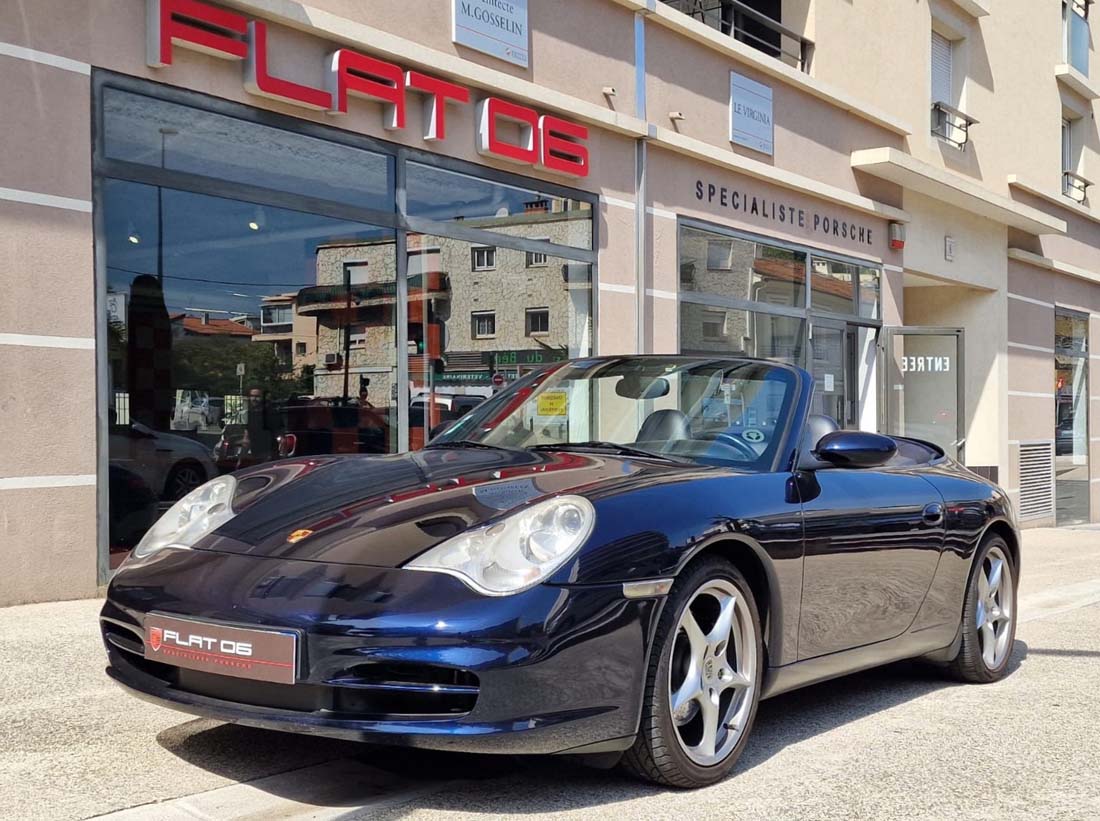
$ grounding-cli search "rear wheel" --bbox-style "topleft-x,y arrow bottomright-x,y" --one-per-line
622,558 -> 762,788
947,535 -> 1017,683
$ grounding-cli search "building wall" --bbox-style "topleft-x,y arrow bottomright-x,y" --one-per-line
2,0 -> 1100,604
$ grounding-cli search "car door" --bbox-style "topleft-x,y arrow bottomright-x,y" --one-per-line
796,466 -> 945,659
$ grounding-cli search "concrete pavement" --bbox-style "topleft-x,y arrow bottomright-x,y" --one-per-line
1,528 -> 1098,820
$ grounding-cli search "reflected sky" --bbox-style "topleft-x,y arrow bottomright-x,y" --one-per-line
104,179 -> 389,317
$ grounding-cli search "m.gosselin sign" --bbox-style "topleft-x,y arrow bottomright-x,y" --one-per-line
147,0 -> 588,177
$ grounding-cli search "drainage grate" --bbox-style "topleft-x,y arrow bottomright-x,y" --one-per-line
1018,441 -> 1054,520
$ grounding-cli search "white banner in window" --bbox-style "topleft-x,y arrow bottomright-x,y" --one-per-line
453,0 -> 529,68
730,72 -> 774,156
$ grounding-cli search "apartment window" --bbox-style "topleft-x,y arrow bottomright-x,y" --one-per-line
706,239 -> 735,271
262,304 -> 292,326
1064,1 -> 1090,75
1062,117 -> 1091,202
295,342 -> 307,356
701,309 -> 728,340
931,32 -> 954,106
930,31 -> 975,148
348,324 -> 368,348
525,240 -> 549,267
471,245 -> 496,271
525,307 -> 550,336
472,311 -> 496,338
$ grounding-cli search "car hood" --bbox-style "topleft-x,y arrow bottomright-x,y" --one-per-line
200,447 -> 695,567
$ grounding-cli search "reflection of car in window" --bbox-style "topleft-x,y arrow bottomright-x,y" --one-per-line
104,356 -> 1020,790
109,422 -> 215,501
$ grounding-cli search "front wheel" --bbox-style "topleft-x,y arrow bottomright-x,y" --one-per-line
622,558 -> 763,788
947,535 -> 1017,683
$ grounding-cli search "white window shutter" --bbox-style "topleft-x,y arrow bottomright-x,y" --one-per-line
931,32 -> 953,104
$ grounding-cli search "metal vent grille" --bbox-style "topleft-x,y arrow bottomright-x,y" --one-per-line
1018,441 -> 1055,520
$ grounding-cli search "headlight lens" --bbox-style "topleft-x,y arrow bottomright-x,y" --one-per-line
132,475 -> 238,559
405,495 -> 595,596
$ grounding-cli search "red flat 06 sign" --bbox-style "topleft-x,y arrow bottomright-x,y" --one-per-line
147,0 -> 589,177
144,613 -> 298,684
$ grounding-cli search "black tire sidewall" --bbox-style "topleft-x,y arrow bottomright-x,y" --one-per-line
649,559 -> 764,785
961,536 -> 1018,680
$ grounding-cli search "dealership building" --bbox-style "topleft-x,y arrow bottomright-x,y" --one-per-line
1,0 -> 1098,605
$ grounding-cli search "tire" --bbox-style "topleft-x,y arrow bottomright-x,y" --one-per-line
164,461 -> 206,501
621,557 -> 763,788
946,535 -> 1017,683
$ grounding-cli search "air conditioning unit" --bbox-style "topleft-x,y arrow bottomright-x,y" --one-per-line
323,353 -> 342,368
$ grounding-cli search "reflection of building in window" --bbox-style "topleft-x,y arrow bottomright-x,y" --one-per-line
472,311 -> 497,338
525,307 -> 550,336
706,239 -> 734,271
300,207 -> 592,406
251,293 -> 317,375
526,239 -> 549,267
471,246 -> 496,271
702,309 -> 727,340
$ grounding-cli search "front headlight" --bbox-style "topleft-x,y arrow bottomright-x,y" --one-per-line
405,495 -> 595,596
132,475 -> 238,559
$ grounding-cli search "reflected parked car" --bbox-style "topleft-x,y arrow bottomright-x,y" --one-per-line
107,464 -> 158,551
109,422 -> 217,501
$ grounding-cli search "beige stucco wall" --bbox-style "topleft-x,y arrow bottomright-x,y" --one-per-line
2,0 -> 1100,607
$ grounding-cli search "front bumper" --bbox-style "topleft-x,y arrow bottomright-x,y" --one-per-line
101,548 -> 659,755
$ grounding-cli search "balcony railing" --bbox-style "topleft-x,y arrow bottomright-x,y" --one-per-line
931,101 -> 978,149
660,0 -> 814,72
1063,170 -> 1093,203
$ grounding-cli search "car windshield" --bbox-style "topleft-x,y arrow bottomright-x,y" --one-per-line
431,357 -> 800,471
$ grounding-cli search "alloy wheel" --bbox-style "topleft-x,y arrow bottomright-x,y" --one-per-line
169,466 -> 204,500
668,578 -> 757,767
976,544 -> 1014,669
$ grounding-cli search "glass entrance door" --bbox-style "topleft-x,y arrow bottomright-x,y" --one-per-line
810,321 -> 857,427
883,328 -> 964,460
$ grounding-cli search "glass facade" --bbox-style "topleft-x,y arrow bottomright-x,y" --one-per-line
97,78 -> 594,565
677,221 -> 881,428
1055,310 -> 1090,525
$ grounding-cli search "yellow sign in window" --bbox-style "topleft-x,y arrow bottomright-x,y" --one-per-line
536,391 -> 568,416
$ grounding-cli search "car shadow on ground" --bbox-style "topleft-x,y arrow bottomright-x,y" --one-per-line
157,641 -> 1029,816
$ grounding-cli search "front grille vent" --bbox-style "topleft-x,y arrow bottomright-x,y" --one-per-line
1018,441 -> 1054,520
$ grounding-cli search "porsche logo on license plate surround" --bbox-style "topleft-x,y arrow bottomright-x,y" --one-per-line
143,613 -> 298,685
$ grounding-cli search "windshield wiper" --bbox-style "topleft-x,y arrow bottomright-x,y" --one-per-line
529,441 -> 688,462
424,439 -> 522,452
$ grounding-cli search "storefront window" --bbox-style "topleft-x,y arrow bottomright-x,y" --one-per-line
97,76 -> 594,568
103,179 -> 398,565
679,226 -> 806,308
406,162 -> 593,249
678,221 -> 881,428
102,88 -> 393,212
680,303 -> 806,365
406,234 -> 593,449
1055,310 -> 1089,525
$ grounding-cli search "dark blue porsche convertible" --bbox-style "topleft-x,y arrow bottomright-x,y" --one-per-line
101,356 -> 1019,787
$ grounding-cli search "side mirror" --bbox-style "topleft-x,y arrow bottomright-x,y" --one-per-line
814,430 -> 897,468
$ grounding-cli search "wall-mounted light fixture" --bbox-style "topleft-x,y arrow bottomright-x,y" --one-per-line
602,86 -> 617,97
669,111 -> 686,122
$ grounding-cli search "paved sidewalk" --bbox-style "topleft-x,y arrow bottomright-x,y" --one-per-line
1,528 -> 1098,820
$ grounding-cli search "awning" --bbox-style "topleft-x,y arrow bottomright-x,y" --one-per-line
851,148 -> 1066,236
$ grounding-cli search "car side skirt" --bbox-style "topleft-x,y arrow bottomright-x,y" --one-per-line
761,624 -> 957,700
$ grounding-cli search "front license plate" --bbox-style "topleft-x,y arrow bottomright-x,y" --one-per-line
143,613 -> 298,685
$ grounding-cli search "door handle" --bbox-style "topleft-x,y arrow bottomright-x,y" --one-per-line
922,502 -> 944,525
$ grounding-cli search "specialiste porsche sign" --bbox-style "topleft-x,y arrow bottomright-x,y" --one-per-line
146,0 -> 589,177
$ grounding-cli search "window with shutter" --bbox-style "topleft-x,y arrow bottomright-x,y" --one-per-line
931,32 -> 953,104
